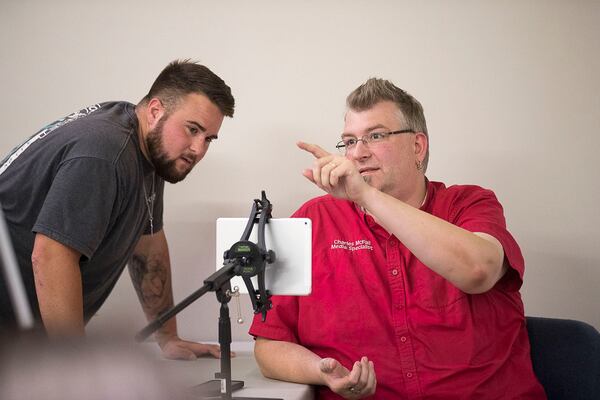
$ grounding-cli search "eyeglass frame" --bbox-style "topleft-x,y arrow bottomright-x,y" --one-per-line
335,129 -> 416,153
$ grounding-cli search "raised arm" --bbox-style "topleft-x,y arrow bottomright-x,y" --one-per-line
297,141 -> 507,294
31,233 -> 84,335
129,229 -> 221,359
358,187 -> 506,293
255,337 -> 376,399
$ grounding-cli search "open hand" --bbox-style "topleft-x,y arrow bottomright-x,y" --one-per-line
319,356 -> 376,399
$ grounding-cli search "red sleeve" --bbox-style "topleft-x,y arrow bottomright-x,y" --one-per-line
450,187 -> 524,292
248,295 -> 300,342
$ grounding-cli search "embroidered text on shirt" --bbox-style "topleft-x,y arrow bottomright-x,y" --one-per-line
331,239 -> 373,251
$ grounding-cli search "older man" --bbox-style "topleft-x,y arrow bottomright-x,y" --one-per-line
250,79 -> 546,399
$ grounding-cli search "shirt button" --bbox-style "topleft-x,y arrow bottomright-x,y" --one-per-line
400,336 -> 407,342
391,269 -> 399,276
406,372 -> 413,378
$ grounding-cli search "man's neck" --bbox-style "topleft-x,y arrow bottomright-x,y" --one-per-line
134,105 -> 151,162
389,176 -> 428,209
409,176 -> 428,209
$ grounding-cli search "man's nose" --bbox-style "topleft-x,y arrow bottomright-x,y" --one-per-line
189,136 -> 208,154
349,139 -> 371,160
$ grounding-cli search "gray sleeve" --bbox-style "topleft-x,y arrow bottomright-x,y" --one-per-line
33,157 -> 117,259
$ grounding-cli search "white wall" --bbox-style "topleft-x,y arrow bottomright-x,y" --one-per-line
1,1 -> 598,342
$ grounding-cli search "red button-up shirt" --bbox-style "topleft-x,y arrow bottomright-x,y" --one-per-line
250,181 -> 546,399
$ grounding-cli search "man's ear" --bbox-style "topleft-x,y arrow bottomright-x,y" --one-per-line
146,98 -> 166,128
414,132 -> 428,160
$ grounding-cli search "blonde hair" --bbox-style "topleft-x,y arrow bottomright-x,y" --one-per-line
347,78 -> 429,171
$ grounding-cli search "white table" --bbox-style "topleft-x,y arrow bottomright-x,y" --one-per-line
156,342 -> 313,400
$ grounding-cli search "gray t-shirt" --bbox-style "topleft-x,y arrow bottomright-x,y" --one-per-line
0,101 -> 164,324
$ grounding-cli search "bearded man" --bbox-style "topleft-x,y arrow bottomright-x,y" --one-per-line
0,60 -> 234,360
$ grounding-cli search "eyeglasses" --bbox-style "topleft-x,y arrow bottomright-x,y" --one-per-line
335,129 -> 415,153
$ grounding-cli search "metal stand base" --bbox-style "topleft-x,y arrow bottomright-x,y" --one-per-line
190,379 -> 282,400
189,380 -> 244,397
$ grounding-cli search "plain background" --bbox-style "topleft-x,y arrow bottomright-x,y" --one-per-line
1,1 -> 598,342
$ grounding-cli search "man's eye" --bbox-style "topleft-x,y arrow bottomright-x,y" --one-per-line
189,126 -> 199,135
370,132 -> 385,140
345,138 -> 358,146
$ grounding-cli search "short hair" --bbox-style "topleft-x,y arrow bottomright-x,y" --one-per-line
140,59 -> 235,117
346,78 -> 429,171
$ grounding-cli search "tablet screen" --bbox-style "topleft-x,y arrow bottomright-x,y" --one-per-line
216,218 -> 312,296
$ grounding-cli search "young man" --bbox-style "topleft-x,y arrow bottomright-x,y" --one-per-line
0,60 -> 234,360
250,79 -> 546,398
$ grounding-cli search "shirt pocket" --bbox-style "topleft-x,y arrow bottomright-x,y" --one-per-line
409,261 -> 467,309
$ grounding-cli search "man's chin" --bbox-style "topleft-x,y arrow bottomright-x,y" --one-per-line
157,167 -> 191,184
362,176 -> 385,192
362,175 -> 379,187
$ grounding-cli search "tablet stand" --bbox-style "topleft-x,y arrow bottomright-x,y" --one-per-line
136,191 -> 281,400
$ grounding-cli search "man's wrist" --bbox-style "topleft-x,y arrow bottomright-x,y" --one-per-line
154,331 -> 178,348
355,185 -> 378,211
314,358 -> 328,386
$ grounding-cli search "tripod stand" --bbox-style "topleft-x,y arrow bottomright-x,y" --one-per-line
136,192 -> 281,400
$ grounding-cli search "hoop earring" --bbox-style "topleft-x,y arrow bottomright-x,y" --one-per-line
416,160 -> 423,171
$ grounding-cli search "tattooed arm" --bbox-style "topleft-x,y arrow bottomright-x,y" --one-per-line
129,229 -> 221,360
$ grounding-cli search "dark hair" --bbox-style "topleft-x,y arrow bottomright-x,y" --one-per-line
140,59 -> 235,117
347,78 -> 429,171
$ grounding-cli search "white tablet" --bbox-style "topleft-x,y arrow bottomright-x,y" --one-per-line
216,218 -> 312,295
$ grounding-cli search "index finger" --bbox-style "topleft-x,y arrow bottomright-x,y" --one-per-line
297,141 -> 331,159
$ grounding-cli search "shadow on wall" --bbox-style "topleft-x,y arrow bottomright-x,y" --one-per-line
523,249 -> 600,330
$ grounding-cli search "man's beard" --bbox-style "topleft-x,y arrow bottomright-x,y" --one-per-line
146,116 -> 193,184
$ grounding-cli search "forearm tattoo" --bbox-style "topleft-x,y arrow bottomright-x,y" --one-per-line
129,254 -> 173,316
